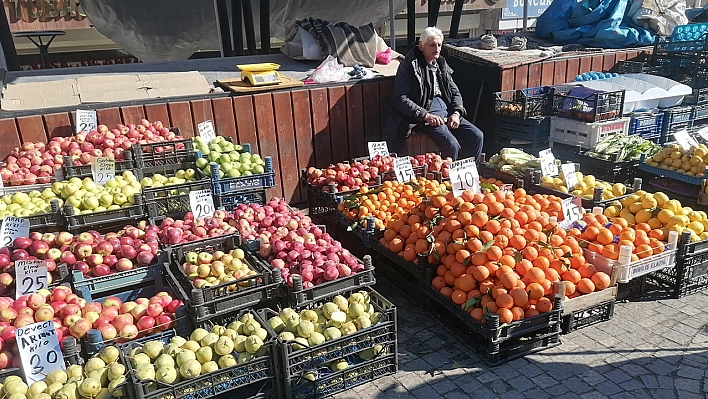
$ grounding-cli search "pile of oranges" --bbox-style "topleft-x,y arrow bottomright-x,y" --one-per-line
570,213 -> 667,262
337,177 -> 450,230
379,188 -> 612,324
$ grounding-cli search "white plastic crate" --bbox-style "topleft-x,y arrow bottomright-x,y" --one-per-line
549,117 -> 630,150
582,239 -> 678,284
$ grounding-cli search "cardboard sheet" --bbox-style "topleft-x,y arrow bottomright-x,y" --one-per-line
216,75 -> 303,93
1,71 -> 212,110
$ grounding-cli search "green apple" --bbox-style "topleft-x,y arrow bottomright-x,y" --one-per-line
209,144 -> 221,153
82,196 -> 99,210
175,170 -> 186,179
185,169 -> 196,179
61,184 -> 79,199
219,154 -> 231,164
227,169 -> 241,178
68,177 -> 82,186
94,206 -> 107,213
99,194 -> 114,207
140,177 -> 154,187
234,144 -> 243,151
51,182 -> 63,195
67,196 -> 82,208
108,205 -> 120,210
196,158 -> 209,169
113,193 -> 127,205
239,153 -> 251,162
105,180 -> 119,188
229,153 -> 240,162
239,164 -> 250,174
253,165 -> 264,174
200,147 -> 210,156
243,171 -> 252,176
208,152 -> 221,163
82,179 -> 97,191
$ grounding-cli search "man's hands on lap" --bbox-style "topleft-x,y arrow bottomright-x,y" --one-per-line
424,113 -> 445,127
448,113 -> 460,129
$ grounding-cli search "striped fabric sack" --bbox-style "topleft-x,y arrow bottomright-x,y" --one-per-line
319,22 -> 379,68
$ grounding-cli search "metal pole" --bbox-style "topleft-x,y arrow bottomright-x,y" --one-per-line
407,0 -> 416,47
522,0 -> 528,32
232,0 -> 244,56
260,0 -> 270,54
428,0 -> 441,27
242,0 -> 257,54
213,0 -> 231,57
388,0 -> 396,51
450,0 -> 464,39
0,1 -> 19,70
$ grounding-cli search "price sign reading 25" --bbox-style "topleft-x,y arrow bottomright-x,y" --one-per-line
449,157 -> 480,197
189,190 -> 216,218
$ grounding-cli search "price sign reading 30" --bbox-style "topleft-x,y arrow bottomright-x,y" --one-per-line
393,157 -> 416,183
189,190 -> 216,218
17,321 -> 65,385
449,157 -> 480,197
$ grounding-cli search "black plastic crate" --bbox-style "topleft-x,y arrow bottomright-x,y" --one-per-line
372,240 -> 429,304
122,308 -> 280,399
496,116 -> 551,143
27,198 -> 63,232
167,234 -> 281,323
288,354 -> 397,399
61,153 -> 136,180
694,105 -> 708,121
493,136 -> 549,158
549,143 -> 641,184
214,189 -> 268,211
62,194 -> 145,231
646,231 -> 708,298
132,137 -> 194,169
260,287 -> 397,399
143,178 -> 213,219
494,87 -> 553,119
423,268 -> 562,342
469,326 -> 561,367
551,87 -> 625,122
612,60 -> 651,74
616,275 -> 648,301
629,111 -> 664,139
561,300 -> 615,334
477,162 -> 527,188
683,88 -> 708,107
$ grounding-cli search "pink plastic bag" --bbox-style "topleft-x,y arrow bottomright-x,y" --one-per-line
376,48 -> 392,64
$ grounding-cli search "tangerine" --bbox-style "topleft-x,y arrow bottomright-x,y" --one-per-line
536,297 -> 553,313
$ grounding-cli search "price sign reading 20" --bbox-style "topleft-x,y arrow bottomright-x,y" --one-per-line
189,190 -> 216,218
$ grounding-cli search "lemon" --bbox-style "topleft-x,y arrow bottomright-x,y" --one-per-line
666,215 -> 684,228
641,197 -> 658,209
662,199 -> 681,213
687,211 -> 702,222
635,209 -> 652,224
688,221 -> 705,234
648,218 -> 662,229
701,232 -> 708,240
557,186 -> 569,194
612,183 -> 626,197
541,176 -> 553,184
621,194 -> 640,208
604,206 -> 620,217
669,225 -> 684,234
629,202 -> 645,214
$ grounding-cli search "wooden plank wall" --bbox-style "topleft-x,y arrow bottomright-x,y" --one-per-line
498,50 -> 650,91
0,81 -> 438,205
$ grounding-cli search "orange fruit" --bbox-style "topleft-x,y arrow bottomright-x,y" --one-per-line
564,281 -> 576,296
457,274 -> 477,291
432,276 -> 446,290
510,306 -> 525,321
509,287 -> 529,307
525,308 -> 540,318
491,286 -> 508,299
583,226 -> 600,241
596,229 -> 614,245
440,287 -> 453,298
501,272 -> 519,290
469,308 -> 484,321
562,269 -> 582,284
635,244 -> 653,259
577,278 -> 595,294
535,297 -> 553,313
452,290 -> 467,305
485,302 -> 499,314
496,293 -> 514,309
526,267 -> 546,284
526,282 -> 544,300
486,246 -> 503,261
578,263 -> 597,279
472,266 -> 490,282
591,272 -> 611,290
522,246 -> 538,261
496,308 -> 513,324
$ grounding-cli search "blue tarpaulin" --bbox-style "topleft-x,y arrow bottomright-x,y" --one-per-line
536,0 -> 656,48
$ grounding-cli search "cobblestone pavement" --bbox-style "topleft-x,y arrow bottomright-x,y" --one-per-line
336,279 -> 708,399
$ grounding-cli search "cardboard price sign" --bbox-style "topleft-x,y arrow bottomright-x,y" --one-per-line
561,196 -> 583,225
17,321 -> 65,385
91,157 -> 115,185
367,141 -> 389,158
15,260 -> 48,299
0,217 -> 29,248
561,163 -> 578,190
449,157 -> 480,197
75,110 -> 97,134
393,157 -> 415,183
674,129 -> 699,151
198,120 -> 217,143
697,127 -> 708,141
539,149 -> 558,177
189,189 -> 216,218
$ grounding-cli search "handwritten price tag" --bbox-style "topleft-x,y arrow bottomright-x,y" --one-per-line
18,321 -> 65,385
15,260 -> 47,299
91,157 -> 115,186
367,141 -> 389,158
500,184 -> 514,193
75,110 -> 97,133
198,120 -> 217,143
561,196 -> 583,226
561,163 -> 578,190
394,157 -> 416,183
0,217 -> 29,248
449,157 -> 480,197
697,127 -> 708,141
674,129 -> 699,151
539,149 -> 558,177
189,189 -> 216,218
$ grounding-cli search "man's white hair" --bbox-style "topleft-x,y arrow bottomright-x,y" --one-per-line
420,26 -> 444,44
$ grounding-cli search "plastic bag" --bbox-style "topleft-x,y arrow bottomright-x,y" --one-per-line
376,48 -> 392,64
308,55 -> 349,84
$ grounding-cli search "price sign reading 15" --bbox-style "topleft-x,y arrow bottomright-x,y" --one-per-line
449,157 -> 480,197
189,190 -> 216,218
393,157 -> 415,183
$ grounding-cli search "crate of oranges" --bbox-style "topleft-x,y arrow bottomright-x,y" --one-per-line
568,213 -> 680,283
555,265 -> 619,334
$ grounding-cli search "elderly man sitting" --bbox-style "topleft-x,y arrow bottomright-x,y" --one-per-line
384,26 -> 484,161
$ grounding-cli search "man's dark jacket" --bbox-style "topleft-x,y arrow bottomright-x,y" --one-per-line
384,47 -> 467,140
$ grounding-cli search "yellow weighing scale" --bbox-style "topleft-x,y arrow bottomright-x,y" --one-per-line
238,63 -> 282,86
